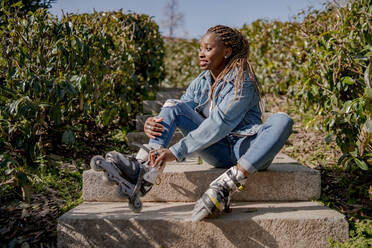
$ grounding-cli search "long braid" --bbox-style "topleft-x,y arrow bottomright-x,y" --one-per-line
207,25 -> 261,102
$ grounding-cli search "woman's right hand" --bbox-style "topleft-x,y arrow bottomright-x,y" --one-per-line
144,116 -> 164,139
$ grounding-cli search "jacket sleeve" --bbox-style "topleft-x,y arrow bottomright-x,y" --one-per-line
179,75 -> 200,110
170,80 -> 259,161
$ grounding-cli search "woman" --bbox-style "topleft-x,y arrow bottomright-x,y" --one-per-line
91,25 -> 293,221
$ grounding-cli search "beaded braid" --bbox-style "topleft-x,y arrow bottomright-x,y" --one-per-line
207,25 -> 261,102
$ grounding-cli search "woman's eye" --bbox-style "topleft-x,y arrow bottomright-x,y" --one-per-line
206,48 -> 212,51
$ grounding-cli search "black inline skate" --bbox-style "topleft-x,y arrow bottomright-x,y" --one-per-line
90,147 -> 161,213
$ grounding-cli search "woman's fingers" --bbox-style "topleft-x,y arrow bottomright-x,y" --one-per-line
144,117 -> 164,139
154,153 -> 166,168
152,149 -> 176,167
148,150 -> 157,165
146,119 -> 164,131
153,117 -> 164,123
145,127 -> 162,139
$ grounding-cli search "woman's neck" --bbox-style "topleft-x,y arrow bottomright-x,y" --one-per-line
210,69 -> 222,83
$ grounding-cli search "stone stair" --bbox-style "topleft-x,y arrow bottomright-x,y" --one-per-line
58,88 -> 349,247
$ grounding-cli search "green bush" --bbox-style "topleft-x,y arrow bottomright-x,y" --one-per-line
241,0 -> 371,171
162,38 -> 201,88
0,7 -> 164,196
242,20 -> 303,95
293,0 -> 371,171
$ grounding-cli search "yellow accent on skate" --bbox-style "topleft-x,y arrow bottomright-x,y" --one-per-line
238,185 -> 244,191
209,196 -> 222,210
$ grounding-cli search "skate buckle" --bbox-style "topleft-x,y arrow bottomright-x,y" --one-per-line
238,185 -> 244,191
155,176 -> 161,185
209,196 -> 222,211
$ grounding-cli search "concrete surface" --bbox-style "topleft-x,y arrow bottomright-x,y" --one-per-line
156,90 -> 184,102
136,114 -> 152,132
83,153 -> 321,202
58,201 -> 348,248
143,100 -> 164,115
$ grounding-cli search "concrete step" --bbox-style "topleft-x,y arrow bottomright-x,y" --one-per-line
126,131 -> 183,151
156,90 -> 184,102
136,114 -> 152,131
143,100 -> 163,114
83,153 -> 321,202
58,201 -> 348,248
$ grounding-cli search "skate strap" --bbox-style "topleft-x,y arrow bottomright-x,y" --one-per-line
131,166 -> 145,199
132,142 -> 152,153
227,170 -> 244,191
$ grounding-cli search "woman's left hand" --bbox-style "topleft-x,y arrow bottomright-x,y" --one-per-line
148,148 -> 177,167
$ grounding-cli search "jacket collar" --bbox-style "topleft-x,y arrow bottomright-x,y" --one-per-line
202,68 -> 237,85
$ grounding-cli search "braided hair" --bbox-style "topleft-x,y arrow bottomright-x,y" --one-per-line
207,25 -> 261,101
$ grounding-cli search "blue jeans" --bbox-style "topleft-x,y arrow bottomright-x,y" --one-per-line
149,100 -> 293,174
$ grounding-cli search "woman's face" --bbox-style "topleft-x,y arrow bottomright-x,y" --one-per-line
199,32 -> 231,78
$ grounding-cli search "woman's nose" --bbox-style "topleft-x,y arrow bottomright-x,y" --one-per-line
199,50 -> 205,58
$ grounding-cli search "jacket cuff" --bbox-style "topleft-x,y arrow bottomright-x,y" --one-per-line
169,143 -> 186,162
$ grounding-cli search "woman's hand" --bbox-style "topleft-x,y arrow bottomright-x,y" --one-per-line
144,116 -> 164,139
148,148 -> 177,168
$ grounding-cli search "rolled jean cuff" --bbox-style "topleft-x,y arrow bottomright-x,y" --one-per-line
169,146 -> 186,162
148,140 -> 164,150
237,158 -> 258,175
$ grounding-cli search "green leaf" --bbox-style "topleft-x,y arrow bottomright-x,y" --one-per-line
5,168 -> 14,175
354,158 -> 368,171
11,1 -> 23,8
342,77 -> 355,85
366,88 -> 372,100
365,120 -> 372,134
350,151 -> 358,158
62,130 -> 75,146
364,62 -> 371,88
343,100 -> 353,113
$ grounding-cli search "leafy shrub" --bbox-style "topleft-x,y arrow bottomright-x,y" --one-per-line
0,7 -> 164,196
330,219 -> 372,247
293,0 -> 371,171
242,20 -> 303,95
162,38 -> 201,88
241,0 -> 371,171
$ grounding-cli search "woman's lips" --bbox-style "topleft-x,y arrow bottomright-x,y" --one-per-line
199,61 -> 207,67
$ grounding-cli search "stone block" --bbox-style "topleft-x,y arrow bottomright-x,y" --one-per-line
143,100 -> 163,114
156,90 -> 184,102
83,153 -> 321,202
58,201 -> 348,248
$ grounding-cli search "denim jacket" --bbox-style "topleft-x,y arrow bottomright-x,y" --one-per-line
169,70 -> 262,161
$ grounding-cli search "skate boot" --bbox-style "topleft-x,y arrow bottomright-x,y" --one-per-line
90,146 -> 163,213
191,166 -> 248,222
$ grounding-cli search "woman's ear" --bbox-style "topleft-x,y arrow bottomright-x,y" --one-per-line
224,47 -> 232,59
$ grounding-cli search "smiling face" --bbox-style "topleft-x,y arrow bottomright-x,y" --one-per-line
199,32 -> 232,80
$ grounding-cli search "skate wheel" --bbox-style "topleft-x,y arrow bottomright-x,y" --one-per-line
129,197 -> 142,213
102,171 -> 116,185
191,208 -> 209,222
90,155 -> 105,171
